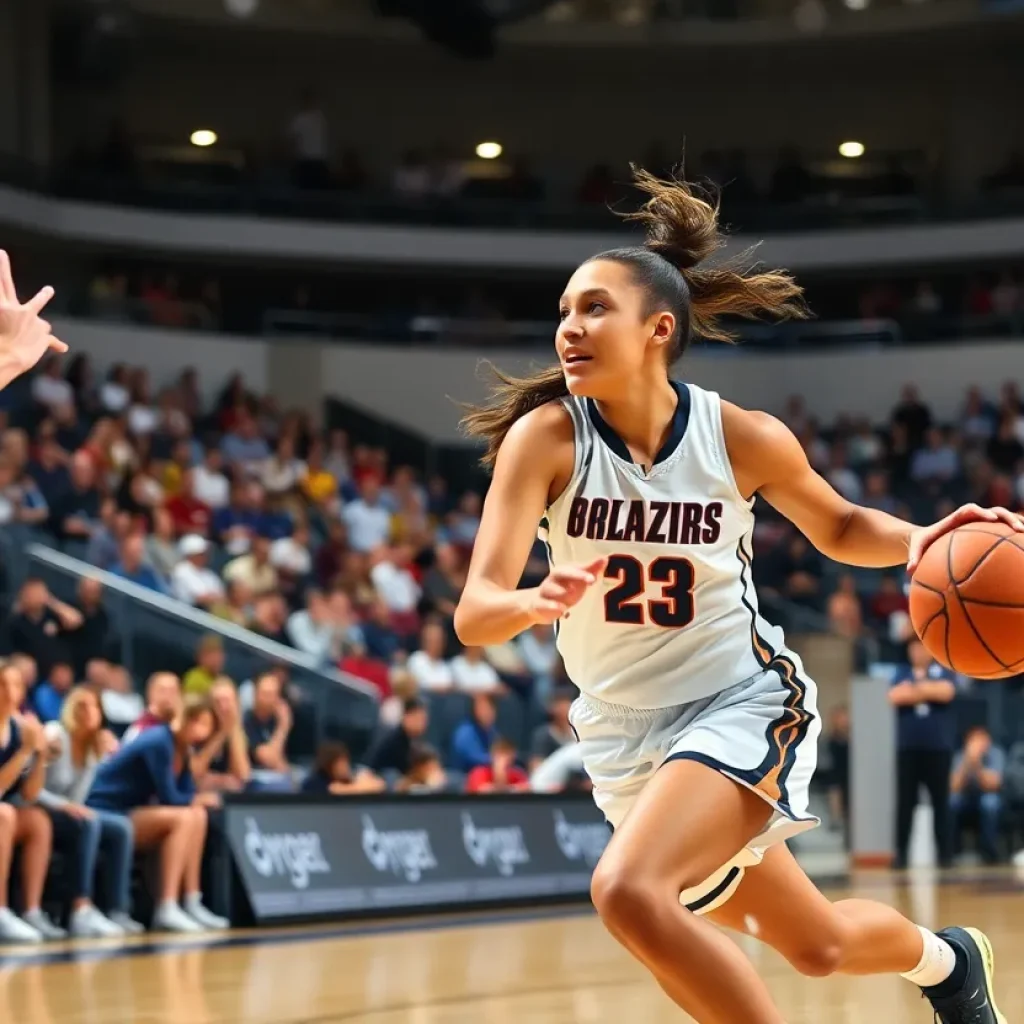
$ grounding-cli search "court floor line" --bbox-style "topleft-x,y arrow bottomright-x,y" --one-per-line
0,902 -> 596,970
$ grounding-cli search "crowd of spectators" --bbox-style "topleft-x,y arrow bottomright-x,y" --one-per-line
0,353 -> 592,940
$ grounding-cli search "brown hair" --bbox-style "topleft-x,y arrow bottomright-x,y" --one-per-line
460,165 -> 807,467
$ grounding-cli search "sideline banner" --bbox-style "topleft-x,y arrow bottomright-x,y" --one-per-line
223,795 -> 610,921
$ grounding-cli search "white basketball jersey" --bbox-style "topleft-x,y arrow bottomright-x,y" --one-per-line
540,381 -> 786,710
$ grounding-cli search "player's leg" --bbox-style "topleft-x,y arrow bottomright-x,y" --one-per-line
707,843 -> 1006,1023
590,757 -> 787,1024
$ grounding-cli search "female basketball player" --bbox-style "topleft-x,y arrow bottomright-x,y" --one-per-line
454,168 -> 1013,1024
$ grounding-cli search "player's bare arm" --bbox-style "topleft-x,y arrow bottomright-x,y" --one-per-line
455,401 -> 604,647
723,401 -> 1024,573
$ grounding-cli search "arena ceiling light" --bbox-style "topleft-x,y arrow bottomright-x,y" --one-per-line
475,141 -> 503,160
839,141 -> 865,159
190,129 -> 218,148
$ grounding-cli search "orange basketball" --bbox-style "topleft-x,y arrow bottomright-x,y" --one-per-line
909,522 -> 1024,679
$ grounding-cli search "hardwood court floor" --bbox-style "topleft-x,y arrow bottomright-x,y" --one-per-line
2,872 -> 1023,1023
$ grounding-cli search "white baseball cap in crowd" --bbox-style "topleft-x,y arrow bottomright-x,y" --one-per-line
179,534 -> 209,558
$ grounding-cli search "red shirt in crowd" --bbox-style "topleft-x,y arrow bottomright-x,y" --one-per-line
165,494 -> 212,536
465,765 -> 530,794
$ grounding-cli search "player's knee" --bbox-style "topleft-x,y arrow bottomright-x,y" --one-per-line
786,941 -> 844,978
590,863 -> 659,938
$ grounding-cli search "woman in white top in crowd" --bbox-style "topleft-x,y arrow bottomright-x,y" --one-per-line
38,687 -> 144,938
450,646 -> 504,696
407,619 -> 455,693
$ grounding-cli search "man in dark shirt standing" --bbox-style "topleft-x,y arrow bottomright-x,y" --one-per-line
367,698 -> 429,776
67,577 -> 110,676
7,577 -> 82,679
889,639 -> 957,868
50,451 -> 102,544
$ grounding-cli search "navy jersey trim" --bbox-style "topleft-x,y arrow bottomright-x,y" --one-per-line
586,380 -> 691,468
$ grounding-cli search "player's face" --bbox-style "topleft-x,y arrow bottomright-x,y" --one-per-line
556,260 -> 673,398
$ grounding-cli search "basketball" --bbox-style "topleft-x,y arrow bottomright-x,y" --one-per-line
909,522 -> 1024,678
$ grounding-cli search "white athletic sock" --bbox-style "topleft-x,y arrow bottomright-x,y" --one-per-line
900,926 -> 958,988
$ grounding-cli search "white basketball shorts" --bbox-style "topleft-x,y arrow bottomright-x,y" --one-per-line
570,659 -> 821,915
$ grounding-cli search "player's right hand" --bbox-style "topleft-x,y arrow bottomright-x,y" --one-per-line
529,556 -> 608,624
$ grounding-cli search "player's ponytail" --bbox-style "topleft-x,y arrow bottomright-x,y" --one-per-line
623,166 -> 807,345
460,362 -> 568,468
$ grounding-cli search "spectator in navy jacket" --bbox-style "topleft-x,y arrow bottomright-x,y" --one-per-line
87,694 -> 227,933
451,694 -> 498,773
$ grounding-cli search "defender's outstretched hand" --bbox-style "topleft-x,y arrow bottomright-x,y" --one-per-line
0,251 -> 66,392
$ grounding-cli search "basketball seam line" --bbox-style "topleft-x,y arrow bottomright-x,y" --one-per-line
917,605 -> 948,641
950,573 -> 1012,672
960,597 -> 1024,608
955,534 -> 1014,585
911,578 -> 945,597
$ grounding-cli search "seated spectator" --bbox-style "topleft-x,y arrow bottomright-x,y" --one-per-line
123,671 -> 182,745
51,450 -> 103,544
466,738 -> 529,794
8,653 -> 37,714
950,726 -> 1005,865
361,597 -> 403,663
111,533 -> 169,594
910,427 -> 960,484
407,619 -> 454,693
529,689 -> 576,772
342,478 -> 392,553
250,593 -> 290,645
223,533 -> 279,598
244,671 -> 292,776
366,697 -> 429,776
8,577 -> 82,678
182,635 -> 226,699
759,533 -> 823,610
171,535 -> 225,609
261,433 -> 300,492
0,662 -> 64,942
314,518 -> 349,588
32,356 -> 74,413
517,623 -> 560,705
300,440 -> 338,511
221,412 -> 271,478
210,578 -> 254,628
450,645 -> 503,696
369,544 -> 421,635
301,742 -> 385,795
395,742 -> 448,794
451,694 -> 498,774
30,659 -> 75,724
269,522 -> 313,581
827,574 -> 863,640
85,497 -> 128,570
86,696 -> 227,932
164,469 -> 213,538
192,446 -> 230,510
146,506 -> 182,580
39,687 -> 142,937
97,662 -> 145,733
192,679 -> 251,793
